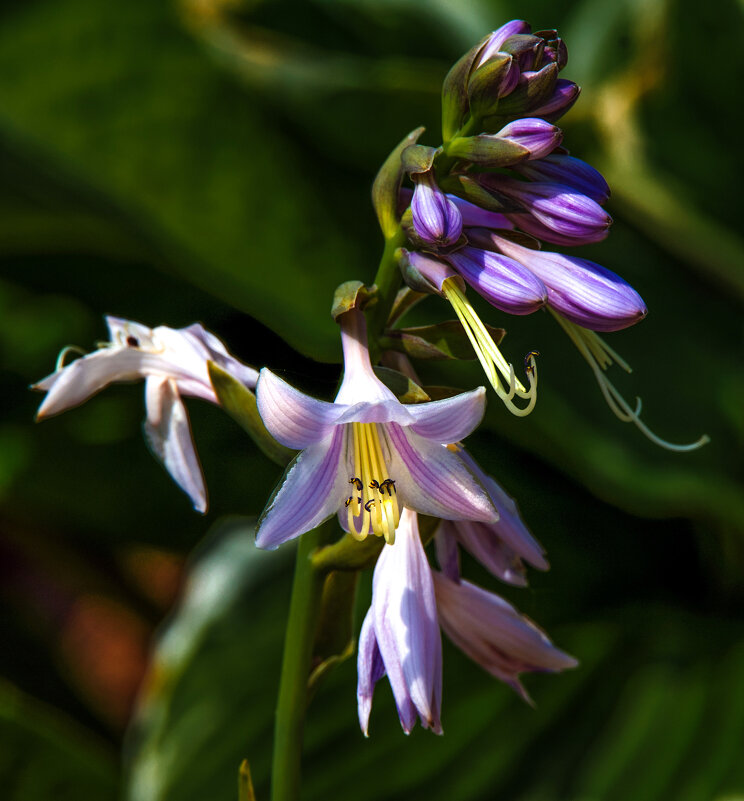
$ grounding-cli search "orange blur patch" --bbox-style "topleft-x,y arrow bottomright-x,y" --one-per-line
120,546 -> 185,610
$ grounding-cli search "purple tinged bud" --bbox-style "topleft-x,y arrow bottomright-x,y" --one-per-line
476,20 -> 531,68
488,177 -> 612,244
514,154 -> 610,204
530,79 -> 580,121
400,187 -> 514,230
411,171 -> 463,246
495,118 -> 563,160
398,249 -> 462,297
445,245 -> 547,315
492,234 -> 647,331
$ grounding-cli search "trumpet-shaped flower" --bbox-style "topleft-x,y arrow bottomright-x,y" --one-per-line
33,316 -> 258,512
255,309 -> 497,549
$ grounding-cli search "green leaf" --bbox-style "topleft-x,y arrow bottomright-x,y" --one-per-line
208,361 -> 295,467
0,681 -> 117,801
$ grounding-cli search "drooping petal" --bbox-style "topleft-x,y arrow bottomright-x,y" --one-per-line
143,376 -> 207,513
357,610 -> 388,736
34,347 -> 170,419
178,323 -> 259,390
451,520 -> 530,586
434,522 -> 461,581
434,573 -> 577,699
255,426 -> 347,549
256,368 -> 345,449
372,509 -> 442,734
385,426 -> 497,523
406,386 -> 486,443
446,246 -> 547,315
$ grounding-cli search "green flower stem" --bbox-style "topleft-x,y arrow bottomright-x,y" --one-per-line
367,226 -> 407,358
271,522 -> 335,801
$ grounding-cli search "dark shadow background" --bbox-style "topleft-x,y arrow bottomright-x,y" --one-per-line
1,0 -> 742,799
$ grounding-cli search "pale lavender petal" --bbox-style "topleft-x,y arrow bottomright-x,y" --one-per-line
400,188 -> 513,230
407,386 -> 485,443
256,368 -> 345,449
446,246 -> 547,315
143,376 -> 207,513
411,171 -> 463,247
333,399 -> 415,427
434,573 -> 577,698
372,509 -> 442,734
434,522 -> 461,581
495,118 -> 563,160
476,20 -> 531,67
493,237 -> 647,331
34,347 -> 173,419
503,212 -> 594,247
105,316 -> 156,347
491,178 -> 612,243
179,323 -> 259,389
385,426 -> 497,523
255,426 -> 347,549
357,610 -> 387,736
451,520 -> 530,586
514,154 -> 610,204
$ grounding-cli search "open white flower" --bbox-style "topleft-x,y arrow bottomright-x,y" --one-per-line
33,316 -> 258,512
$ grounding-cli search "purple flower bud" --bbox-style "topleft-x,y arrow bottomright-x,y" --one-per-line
398,249 -> 461,297
491,234 -> 647,331
486,177 -> 612,244
495,118 -> 563,160
411,171 -> 463,246
530,79 -> 580,121
514,154 -> 610,204
445,246 -> 547,315
476,20 -> 531,68
400,187 -> 514,230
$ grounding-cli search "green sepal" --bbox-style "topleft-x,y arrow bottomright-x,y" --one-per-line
439,174 -> 517,213
372,126 -> 425,240
207,361 -> 295,467
307,570 -> 358,697
488,62 -> 558,120
388,286 -> 427,326
446,135 -> 529,167
380,319 -> 505,361
372,366 -> 430,403
401,143 -> 439,176
466,53 -> 513,120
441,36 -> 488,143
331,280 -> 377,321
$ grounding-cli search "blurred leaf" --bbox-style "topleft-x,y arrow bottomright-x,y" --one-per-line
0,680 -> 117,801
123,516 -> 744,801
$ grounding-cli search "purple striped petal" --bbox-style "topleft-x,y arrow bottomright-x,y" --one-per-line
255,426 -> 347,549
357,610 -> 388,735
400,188 -> 513,230
334,399 -> 416,427
446,246 -> 547,314
514,154 -> 610,204
529,79 -> 580,121
495,118 -> 563,160
385,426 -> 497,523
143,376 -> 207,513
411,171 -> 463,247
434,573 -> 577,699
491,178 -> 612,243
256,368 -> 344,449
493,236 -> 647,331
434,522 -> 461,581
372,509 -> 442,734
450,520 -> 530,586
407,386 -> 485,443
476,20 -> 531,68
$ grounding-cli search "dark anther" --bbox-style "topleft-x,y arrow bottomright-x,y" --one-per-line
364,499 -> 377,512
126,335 -> 140,348
379,478 -> 396,496
349,477 -> 363,491
524,350 -> 540,374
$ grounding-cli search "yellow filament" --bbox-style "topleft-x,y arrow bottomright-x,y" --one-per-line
551,310 -> 709,452
347,422 -> 400,544
442,278 -> 537,417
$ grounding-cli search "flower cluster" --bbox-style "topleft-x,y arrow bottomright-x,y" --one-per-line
391,21 -> 704,450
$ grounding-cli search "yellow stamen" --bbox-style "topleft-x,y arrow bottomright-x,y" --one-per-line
442,278 -> 537,417
551,310 -> 709,452
347,422 -> 400,544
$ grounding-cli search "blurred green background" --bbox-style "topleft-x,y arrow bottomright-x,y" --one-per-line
1,0 -> 743,799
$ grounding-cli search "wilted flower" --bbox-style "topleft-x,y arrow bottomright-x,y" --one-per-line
254,309 -> 497,549
33,317 -> 257,512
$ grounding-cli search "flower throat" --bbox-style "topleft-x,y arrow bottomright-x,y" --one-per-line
346,422 -> 400,544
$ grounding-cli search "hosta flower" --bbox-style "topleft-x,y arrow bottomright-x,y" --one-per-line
33,316 -> 257,512
358,507 -> 576,734
411,169 -> 463,246
255,309 -> 497,548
